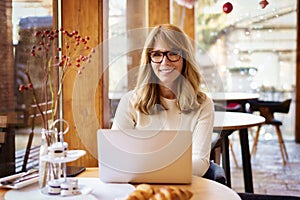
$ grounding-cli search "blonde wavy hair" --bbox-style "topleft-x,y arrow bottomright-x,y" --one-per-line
134,24 -> 206,114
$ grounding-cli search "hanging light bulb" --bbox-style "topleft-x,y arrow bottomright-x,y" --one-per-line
222,2 -> 233,14
259,0 -> 269,9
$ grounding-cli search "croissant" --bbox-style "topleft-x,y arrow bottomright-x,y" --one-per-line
126,184 -> 155,200
126,184 -> 193,200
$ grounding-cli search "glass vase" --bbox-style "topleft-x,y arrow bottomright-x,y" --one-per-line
39,129 -> 57,188
39,119 -> 70,194
39,129 -> 64,191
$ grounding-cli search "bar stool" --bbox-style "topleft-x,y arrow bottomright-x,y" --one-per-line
248,99 -> 291,165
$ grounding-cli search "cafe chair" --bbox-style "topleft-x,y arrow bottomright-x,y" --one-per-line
210,134 -> 222,165
0,116 -> 15,177
208,136 -> 228,186
214,102 -> 242,112
248,99 -> 291,165
226,102 -> 242,112
213,104 -> 239,168
203,161 -> 227,185
0,116 -> 7,147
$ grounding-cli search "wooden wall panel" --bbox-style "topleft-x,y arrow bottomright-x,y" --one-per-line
61,0 -> 107,166
148,0 -> 194,40
148,0 -> 170,27
127,0 -> 147,90
295,0 -> 300,142
182,7 -> 195,40
172,2 -> 195,40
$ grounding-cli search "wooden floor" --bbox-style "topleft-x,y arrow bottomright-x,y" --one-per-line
230,132 -> 300,196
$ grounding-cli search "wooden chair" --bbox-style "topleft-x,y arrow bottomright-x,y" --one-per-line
0,116 -> 8,176
0,116 -> 16,177
0,116 -> 7,146
21,101 -> 53,172
213,103 -> 239,168
248,99 -> 291,165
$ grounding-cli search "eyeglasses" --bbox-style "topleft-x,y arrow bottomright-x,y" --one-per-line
148,50 -> 182,63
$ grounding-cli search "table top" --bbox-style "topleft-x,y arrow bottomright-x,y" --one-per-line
214,111 -> 265,131
77,168 -> 241,200
208,92 -> 259,102
0,168 -> 241,200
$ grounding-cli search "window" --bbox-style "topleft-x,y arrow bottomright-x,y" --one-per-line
108,0 -> 148,124
0,0 -> 53,176
108,0 -> 128,95
195,0 -> 296,139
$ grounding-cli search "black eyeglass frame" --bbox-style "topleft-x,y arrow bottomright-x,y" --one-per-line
148,50 -> 182,63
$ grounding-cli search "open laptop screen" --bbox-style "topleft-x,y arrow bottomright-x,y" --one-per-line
97,129 -> 192,184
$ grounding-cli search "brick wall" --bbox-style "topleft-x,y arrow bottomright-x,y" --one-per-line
0,0 -> 14,113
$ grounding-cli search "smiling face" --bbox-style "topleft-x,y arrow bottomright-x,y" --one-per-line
150,41 -> 184,89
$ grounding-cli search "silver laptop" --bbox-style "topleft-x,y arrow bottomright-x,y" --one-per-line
97,129 -> 192,184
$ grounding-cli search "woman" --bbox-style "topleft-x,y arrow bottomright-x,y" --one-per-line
112,24 -> 214,176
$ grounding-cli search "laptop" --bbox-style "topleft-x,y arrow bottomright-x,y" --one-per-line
97,129 -> 192,184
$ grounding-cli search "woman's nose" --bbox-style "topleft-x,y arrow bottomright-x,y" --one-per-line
160,55 -> 170,65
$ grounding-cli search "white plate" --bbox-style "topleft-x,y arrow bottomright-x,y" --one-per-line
5,178 -> 135,200
40,150 -> 86,163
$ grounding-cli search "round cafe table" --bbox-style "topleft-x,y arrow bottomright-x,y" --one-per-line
78,168 -> 241,200
0,168 -> 241,200
209,92 -> 260,102
209,92 -> 260,112
214,111 -> 265,193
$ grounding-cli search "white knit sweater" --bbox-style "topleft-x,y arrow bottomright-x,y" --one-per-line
111,90 -> 214,176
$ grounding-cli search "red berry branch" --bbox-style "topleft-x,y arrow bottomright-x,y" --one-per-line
19,28 -> 94,132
